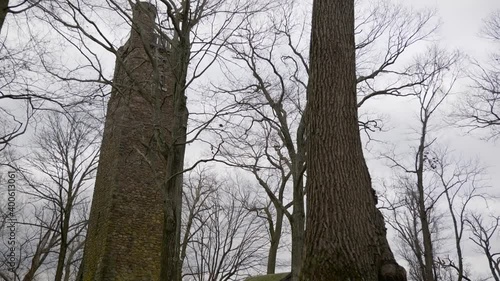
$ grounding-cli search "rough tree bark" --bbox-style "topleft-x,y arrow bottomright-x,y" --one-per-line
159,2 -> 190,280
416,118 -> 436,281
299,0 -> 406,280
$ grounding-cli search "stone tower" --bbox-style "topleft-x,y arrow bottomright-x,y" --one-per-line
82,3 -> 173,280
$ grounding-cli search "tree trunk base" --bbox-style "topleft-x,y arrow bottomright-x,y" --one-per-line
379,262 -> 407,281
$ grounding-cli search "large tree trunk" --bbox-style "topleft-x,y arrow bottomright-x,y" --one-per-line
299,0 -> 406,280
159,8 -> 190,280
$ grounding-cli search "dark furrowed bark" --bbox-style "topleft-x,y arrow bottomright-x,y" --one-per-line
300,0 -> 407,280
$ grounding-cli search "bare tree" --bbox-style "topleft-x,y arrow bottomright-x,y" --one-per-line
0,23 -> 44,152
0,207 -> 60,281
213,7 -> 308,274
380,48 -> 492,281
385,48 -> 459,281
465,214 -> 500,281
18,208 -> 59,281
385,153 -> 484,281
355,0 -> 439,108
458,10 -> 500,138
433,150 -> 485,281
208,1 -> 439,279
10,112 -> 99,281
0,160 -> 62,281
0,1 -> 40,33
0,0 -> 80,153
181,168 -> 268,281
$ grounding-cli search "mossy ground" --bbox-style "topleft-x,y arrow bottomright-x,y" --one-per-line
246,273 -> 290,281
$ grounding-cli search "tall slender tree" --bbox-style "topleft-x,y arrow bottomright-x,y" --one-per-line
384,48 -> 461,281
459,10 -> 500,138
300,0 -> 405,280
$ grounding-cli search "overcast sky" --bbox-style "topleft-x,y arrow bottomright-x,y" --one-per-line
405,0 -> 499,52
383,0 -> 500,186
2,0 -> 499,278
363,0 -> 500,276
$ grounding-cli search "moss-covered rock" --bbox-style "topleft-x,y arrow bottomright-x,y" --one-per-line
246,273 -> 290,281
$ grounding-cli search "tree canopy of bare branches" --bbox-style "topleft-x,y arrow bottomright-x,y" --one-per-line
458,10 -> 500,139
